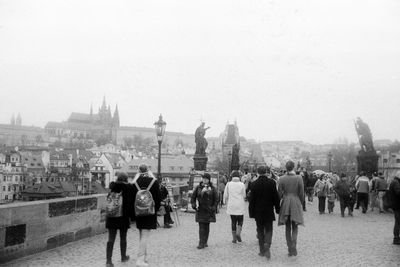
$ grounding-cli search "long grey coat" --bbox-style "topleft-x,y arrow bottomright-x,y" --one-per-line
278,172 -> 304,225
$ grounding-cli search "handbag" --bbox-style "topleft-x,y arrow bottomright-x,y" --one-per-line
157,205 -> 166,216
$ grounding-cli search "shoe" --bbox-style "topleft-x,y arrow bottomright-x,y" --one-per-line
164,224 -> 172,228
197,244 -> 205,249
169,220 -> 175,224
265,248 -> 271,259
106,262 -> 114,267
204,243 -> 208,247
393,238 -> 400,245
258,252 -> 265,257
121,255 -> 130,262
292,248 -> 298,256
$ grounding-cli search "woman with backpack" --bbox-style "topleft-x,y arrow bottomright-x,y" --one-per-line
314,175 -> 328,214
105,172 -> 134,267
131,164 -> 161,267
191,173 -> 219,249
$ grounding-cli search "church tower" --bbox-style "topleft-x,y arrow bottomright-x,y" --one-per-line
113,105 -> 120,127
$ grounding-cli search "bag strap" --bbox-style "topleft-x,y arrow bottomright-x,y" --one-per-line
133,176 -> 156,191
146,178 -> 156,191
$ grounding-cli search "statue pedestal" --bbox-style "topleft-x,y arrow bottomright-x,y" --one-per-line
193,155 -> 208,171
357,151 -> 379,175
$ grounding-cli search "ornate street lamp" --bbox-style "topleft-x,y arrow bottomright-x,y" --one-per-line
154,114 -> 166,183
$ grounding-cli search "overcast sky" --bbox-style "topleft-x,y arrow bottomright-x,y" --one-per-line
1,0 -> 399,144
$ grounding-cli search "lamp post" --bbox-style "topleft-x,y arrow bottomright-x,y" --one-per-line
154,114 -> 166,183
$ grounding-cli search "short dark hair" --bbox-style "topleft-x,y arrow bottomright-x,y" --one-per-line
139,164 -> 148,173
257,165 -> 269,175
117,172 -> 128,182
285,160 -> 295,171
203,173 -> 211,180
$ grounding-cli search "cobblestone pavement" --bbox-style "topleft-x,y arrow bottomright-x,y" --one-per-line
4,200 -> 400,267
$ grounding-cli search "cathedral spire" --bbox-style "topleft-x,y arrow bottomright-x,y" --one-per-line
113,104 -> 120,127
90,103 -> 93,116
101,96 -> 106,109
16,113 -> 22,126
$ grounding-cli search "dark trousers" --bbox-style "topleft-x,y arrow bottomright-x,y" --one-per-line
339,196 -> 353,215
306,187 -> 314,202
255,218 -> 273,253
394,210 -> 400,239
107,228 -> 128,262
163,205 -> 172,225
318,196 -> 326,213
198,222 -> 210,246
285,217 -> 298,250
230,215 -> 243,231
357,192 -> 369,212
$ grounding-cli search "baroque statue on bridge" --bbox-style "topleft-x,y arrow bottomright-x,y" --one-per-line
354,117 -> 375,153
195,122 -> 210,156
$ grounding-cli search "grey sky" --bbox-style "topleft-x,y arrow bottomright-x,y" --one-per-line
1,0 -> 399,144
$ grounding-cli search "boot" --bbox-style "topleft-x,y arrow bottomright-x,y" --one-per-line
236,225 -> 242,242
231,231 -> 237,243
393,237 -> 400,245
258,237 -> 265,256
204,224 -> 209,247
264,243 -> 271,259
197,224 -> 205,249
106,242 -> 114,267
120,242 -> 129,262
292,240 -> 297,256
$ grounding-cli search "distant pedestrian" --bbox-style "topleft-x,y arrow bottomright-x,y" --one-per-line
370,172 -> 380,211
334,173 -> 353,217
223,171 -> 246,243
105,172 -> 134,267
248,166 -> 280,259
278,160 -> 304,257
131,164 -> 161,267
355,172 -> 370,213
314,175 -> 328,214
327,179 -> 336,213
388,173 -> 400,245
306,173 -> 318,202
218,175 -> 227,209
375,172 -> 388,213
160,178 -> 174,228
300,169 -> 309,211
191,173 -> 218,249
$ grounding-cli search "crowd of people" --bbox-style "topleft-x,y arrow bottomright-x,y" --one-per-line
104,162 -> 400,266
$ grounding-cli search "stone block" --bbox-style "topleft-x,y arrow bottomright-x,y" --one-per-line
10,203 -> 47,225
76,197 -> 97,213
49,199 -> 76,217
0,207 -> 11,227
75,227 -> 92,241
46,232 -> 74,250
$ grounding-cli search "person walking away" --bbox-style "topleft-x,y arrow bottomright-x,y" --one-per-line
105,173 -> 134,267
160,178 -> 174,228
375,172 -> 388,213
356,172 -> 370,213
191,173 -> 218,249
306,173 -> 317,203
223,171 -> 246,243
334,173 -> 353,217
300,170 -> 308,211
314,175 -> 328,214
370,172 -> 380,211
218,176 -> 227,209
278,161 -> 304,257
327,179 -> 336,213
248,166 -> 280,259
131,164 -> 161,267
387,173 -> 400,245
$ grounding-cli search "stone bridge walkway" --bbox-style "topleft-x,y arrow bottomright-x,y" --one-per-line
4,201 -> 400,267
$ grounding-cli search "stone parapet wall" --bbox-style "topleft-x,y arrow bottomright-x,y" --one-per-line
0,194 -> 107,263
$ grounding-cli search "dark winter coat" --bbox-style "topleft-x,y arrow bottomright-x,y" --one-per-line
248,175 -> 280,222
191,182 -> 218,223
132,175 -> 161,229
389,177 -> 400,211
334,179 -> 351,198
106,182 -> 135,229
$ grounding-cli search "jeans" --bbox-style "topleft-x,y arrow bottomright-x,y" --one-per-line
285,216 -> 298,250
377,191 -> 386,212
230,215 -> 243,231
255,218 -> 273,252
318,196 -> 326,213
357,192 -> 369,212
199,222 -> 210,246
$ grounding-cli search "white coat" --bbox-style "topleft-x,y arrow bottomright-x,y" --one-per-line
223,177 -> 246,215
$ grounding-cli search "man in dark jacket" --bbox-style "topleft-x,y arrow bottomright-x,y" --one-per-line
334,173 -> 353,217
389,174 -> 400,245
248,166 -> 280,259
